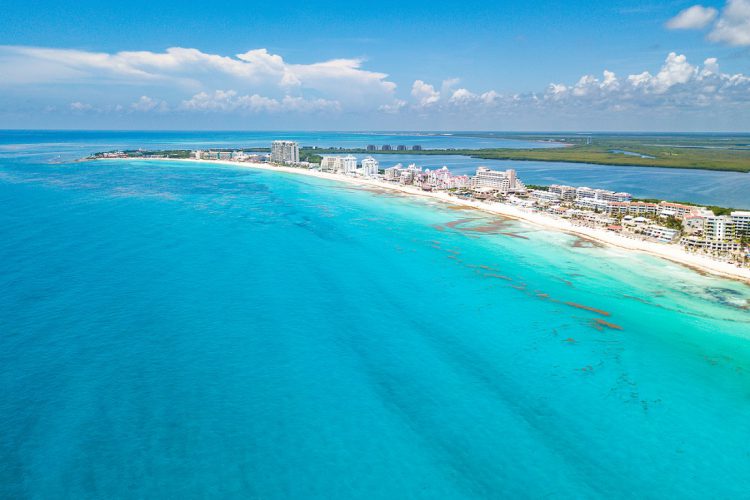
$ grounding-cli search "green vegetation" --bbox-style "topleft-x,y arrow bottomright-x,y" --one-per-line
299,151 -> 322,164
525,184 -> 549,191
119,149 -> 192,159
662,216 -> 683,230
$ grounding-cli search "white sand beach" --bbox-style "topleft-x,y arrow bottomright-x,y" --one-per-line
98,157 -> 750,284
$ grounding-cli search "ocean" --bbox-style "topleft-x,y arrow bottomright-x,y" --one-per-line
1,132 -> 750,498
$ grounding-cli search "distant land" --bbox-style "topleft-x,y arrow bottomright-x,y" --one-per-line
303,133 -> 750,173
85,132 -> 750,173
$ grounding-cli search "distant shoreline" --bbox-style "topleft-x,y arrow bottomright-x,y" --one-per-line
94,157 -> 750,285
294,146 -> 750,173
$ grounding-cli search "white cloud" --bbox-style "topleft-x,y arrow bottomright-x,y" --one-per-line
404,53 -> 750,117
68,101 -> 124,113
449,88 -> 477,103
378,99 -> 407,113
709,0 -> 750,45
666,5 -> 718,29
0,45 -> 396,110
666,1 -> 750,46
411,80 -> 441,107
547,52 -> 750,107
69,101 -> 93,112
179,90 -> 339,113
130,95 -> 168,112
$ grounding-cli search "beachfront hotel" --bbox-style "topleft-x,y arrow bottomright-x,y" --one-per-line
319,155 -> 359,175
271,141 -> 300,164
360,157 -> 379,177
472,167 -> 526,194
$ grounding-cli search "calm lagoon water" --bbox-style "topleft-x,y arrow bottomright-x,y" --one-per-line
1,134 -> 750,497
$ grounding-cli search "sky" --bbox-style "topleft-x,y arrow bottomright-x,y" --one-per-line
1,0 -> 749,131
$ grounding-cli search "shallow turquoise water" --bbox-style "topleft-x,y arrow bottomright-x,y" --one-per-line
1,156 -> 749,498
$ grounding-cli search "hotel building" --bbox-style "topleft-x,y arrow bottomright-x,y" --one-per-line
271,141 -> 300,164
360,157 -> 379,178
472,167 -> 525,194
731,211 -> 750,235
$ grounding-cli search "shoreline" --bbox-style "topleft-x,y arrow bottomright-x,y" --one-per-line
94,157 -> 750,285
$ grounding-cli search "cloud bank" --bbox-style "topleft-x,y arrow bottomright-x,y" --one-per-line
0,45 -> 748,129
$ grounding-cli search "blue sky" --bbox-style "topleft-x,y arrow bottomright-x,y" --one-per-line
1,0 -> 749,130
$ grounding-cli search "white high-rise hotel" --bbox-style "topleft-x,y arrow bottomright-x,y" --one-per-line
472,167 -> 525,194
319,155 -> 360,175
271,141 -> 300,164
360,157 -> 379,177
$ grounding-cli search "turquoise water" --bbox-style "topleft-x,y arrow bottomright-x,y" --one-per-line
1,149 -> 750,497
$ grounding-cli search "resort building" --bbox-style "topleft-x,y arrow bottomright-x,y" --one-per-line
657,202 -> 700,219
682,215 -> 706,235
574,186 -> 632,203
575,198 -> 611,212
731,211 -> 750,235
360,157 -> 379,177
423,166 -> 470,190
682,237 -> 742,253
472,167 -> 525,194
341,155 -> 358,175
384,164 -> 404,181
271,141 -> 300,164
319,155 -> 357,175
548,184 -> 577,201
705,215 -> 737,241
643,225 -> 679,243
320,156 -> 338,172
530,190 -> 562,204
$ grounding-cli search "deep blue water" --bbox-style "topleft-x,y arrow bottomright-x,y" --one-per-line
1,133 -> 750,498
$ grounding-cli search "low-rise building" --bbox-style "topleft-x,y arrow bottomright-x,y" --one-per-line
548,184 -> 577,201
530,190 -> 562,204
658,201 -> 699,219
681,237 -> 742,253
643,225 -> 679,243
682,215 -> 705,234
